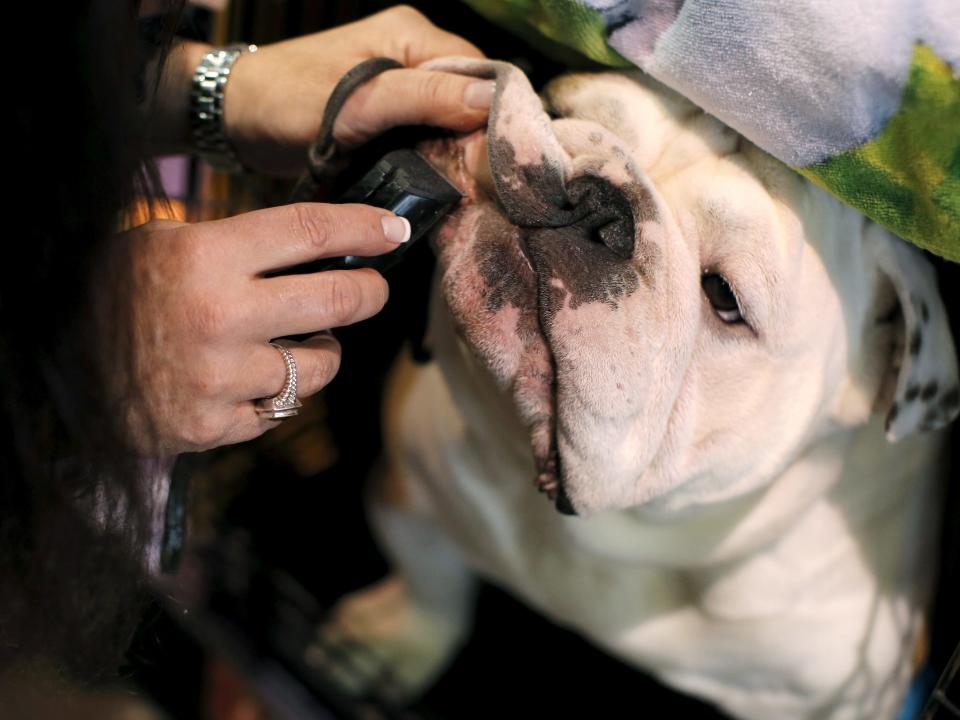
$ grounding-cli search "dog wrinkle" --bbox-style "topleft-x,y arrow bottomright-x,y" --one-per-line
909,329 -> 922,356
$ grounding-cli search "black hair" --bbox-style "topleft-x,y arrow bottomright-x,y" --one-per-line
2,0 -> 184,682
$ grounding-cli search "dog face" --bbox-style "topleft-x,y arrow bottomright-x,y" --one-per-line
419,62 -> 959,517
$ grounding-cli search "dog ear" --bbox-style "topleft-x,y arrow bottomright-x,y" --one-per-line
871,228 -> 960,442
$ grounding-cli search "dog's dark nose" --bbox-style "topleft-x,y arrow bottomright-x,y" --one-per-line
554,485 -> 577,516
565,175 -> 635,260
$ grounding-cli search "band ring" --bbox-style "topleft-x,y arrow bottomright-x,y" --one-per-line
255,342 -> 303,419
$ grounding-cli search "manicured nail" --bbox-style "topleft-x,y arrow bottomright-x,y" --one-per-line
464,80 -> 496,109
381,215 -> 411,244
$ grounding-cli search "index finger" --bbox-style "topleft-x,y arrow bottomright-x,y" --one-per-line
197,202 -> 410,275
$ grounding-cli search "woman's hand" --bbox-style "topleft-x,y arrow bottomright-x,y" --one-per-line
156,6 -> 492,176
227,6 -> 492,175
96,204 -> 410,456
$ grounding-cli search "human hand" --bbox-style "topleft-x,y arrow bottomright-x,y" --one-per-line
94,204 -> 410,456
222,5 -> 492,176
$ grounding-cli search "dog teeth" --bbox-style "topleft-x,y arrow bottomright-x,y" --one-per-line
536,472 -> 559,502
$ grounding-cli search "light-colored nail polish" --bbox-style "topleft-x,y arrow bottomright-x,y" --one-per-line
465,80 -> 496,109
381,215 -> 411,244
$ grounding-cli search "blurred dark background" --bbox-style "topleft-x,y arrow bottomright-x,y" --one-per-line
126,2 -> 960,719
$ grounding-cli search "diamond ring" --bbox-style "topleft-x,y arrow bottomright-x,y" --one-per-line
255,342 -> 303,419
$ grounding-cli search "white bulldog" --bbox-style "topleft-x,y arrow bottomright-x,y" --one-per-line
319,61 -> 959,720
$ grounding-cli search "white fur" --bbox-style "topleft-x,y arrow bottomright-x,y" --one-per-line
321,71 -> 955,720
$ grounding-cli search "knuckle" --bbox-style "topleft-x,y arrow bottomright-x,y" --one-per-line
361,269 -> 390,311
386,5 -> 426,24
324,346 -> 343,382
324,273 -> 364,326
291,203 -> 332,253
374,276 -> 390,310
420,72 -> 452,108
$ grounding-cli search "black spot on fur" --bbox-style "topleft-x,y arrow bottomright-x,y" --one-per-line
905,385 -> 921,402
940,387 -> 960,412
487,137 -> 568,226
527,224 -> 640,313
475,215 -> 526,310
910,330 -> 923,356
921,301 -> 930,323
886,402 -> 899,431
876,303 -> 901,325
921,381 -> 939,401
473,212 -> 540,343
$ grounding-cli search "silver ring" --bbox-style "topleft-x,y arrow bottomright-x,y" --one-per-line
255,342 -> 303,419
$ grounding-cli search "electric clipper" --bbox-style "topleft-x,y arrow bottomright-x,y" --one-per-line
285,56 -> 464,276
321,148 -> 463,274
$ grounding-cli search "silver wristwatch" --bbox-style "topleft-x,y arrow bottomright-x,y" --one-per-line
190,43 -> 258,174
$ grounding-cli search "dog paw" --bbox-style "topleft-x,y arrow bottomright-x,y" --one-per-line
307,576 -> 466,702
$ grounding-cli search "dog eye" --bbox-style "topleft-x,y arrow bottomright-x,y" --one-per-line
702,272 -> 743,324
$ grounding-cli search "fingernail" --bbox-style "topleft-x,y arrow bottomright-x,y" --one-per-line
464,80 -> 495,109
381,215 -> 411,244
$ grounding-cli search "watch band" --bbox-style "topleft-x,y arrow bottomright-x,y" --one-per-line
190,43 -> 258,174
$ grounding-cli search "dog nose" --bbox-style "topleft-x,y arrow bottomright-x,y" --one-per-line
554,484 -> 578,516
565,175 -> 635,260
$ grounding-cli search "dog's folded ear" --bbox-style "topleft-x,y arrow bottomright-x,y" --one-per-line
420,57 -> 573,226
871,227 -> 960,442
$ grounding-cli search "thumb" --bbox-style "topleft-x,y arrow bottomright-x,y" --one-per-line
333,67 -> 494,148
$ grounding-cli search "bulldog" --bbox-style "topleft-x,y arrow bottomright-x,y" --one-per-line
318,60 -> 959,720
